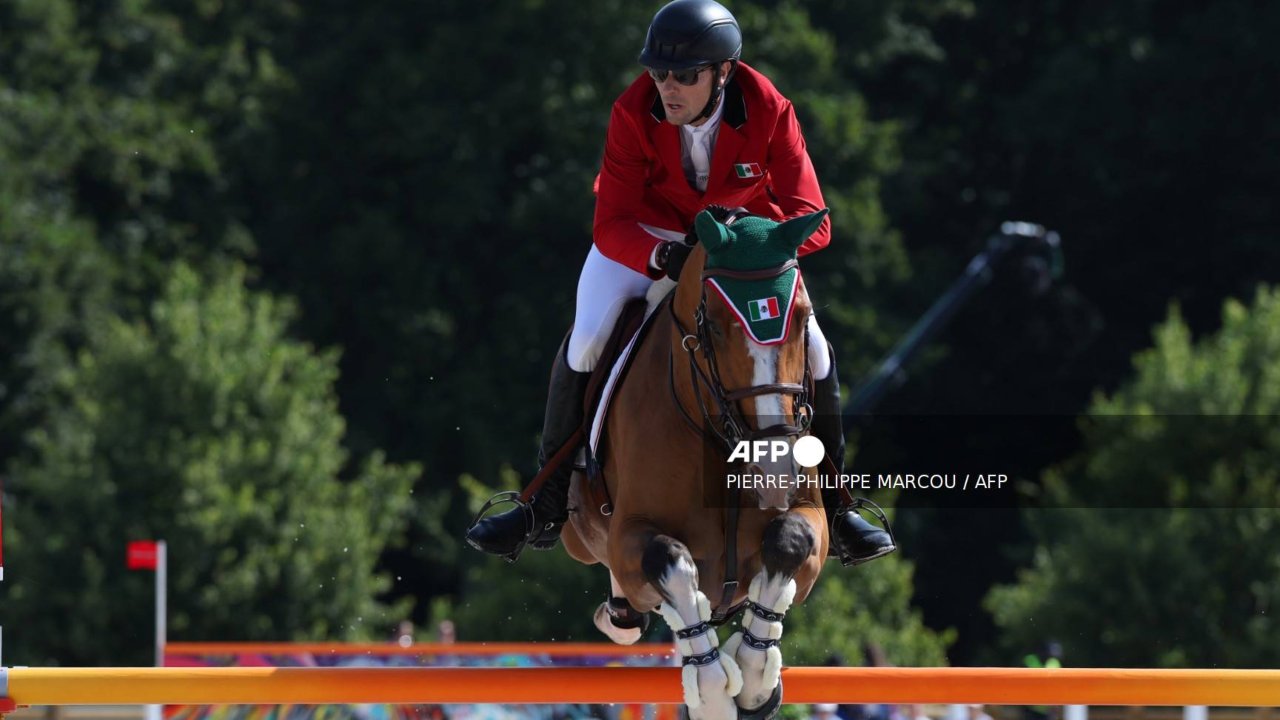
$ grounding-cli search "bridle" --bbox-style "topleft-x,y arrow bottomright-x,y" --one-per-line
667,257 -> 813,453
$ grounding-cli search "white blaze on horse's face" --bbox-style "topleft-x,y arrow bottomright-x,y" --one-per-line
745,339 -> 795,511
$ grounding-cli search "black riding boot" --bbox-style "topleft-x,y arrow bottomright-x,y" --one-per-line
812,344 -> 897,566
465,339 -> 590,560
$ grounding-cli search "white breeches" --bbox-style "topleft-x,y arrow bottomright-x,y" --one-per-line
567,244 -> 658,372
567,228 -> 832,381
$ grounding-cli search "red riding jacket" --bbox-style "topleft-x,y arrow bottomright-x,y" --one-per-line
593,62 -> 831,278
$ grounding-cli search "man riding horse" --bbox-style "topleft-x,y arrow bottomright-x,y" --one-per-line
467,0 -> 894,567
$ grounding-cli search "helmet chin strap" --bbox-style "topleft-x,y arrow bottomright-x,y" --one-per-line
693,60 -> 737,123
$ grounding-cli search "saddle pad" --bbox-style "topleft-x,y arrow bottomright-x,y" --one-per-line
588,279 -> 674,454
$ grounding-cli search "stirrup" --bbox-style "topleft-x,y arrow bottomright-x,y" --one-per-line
833,496 -> 897,567
467,491 -> 538,563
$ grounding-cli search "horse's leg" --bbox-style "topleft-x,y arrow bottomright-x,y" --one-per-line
725,510 -> 820,718
592,572 -> 649,645
642,535 -> 743,720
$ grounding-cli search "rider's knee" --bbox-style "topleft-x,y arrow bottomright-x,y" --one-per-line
566,333 -> 601,373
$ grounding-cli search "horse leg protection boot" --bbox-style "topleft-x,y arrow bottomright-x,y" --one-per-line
811,343 -> 896,566
465,338 -> 589,559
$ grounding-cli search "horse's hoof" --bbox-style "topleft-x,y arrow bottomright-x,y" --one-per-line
736,680 -> 782,720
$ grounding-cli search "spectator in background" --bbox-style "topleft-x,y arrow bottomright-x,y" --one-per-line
968,705 -> 995,720
890,705 -> 933,720
437,619 -> 456,644
391,620 -> 415,648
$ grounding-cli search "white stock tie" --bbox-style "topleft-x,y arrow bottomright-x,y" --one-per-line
690,133 -> 711,192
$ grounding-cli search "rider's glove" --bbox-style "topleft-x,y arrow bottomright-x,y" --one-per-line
704,205 -> 749,224
656,240 -> 693,282
656,207 -> 747,282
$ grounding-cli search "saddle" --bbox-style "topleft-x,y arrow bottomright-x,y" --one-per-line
576,296 -> 665,515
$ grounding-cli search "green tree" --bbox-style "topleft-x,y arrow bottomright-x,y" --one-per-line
0,0 -> 293,480
787,554 -> 953,666
986,287 -> 1280,667
2,264 -> 419,665
795,0 -> 1280,662
841,0 -> 1280,416
451,549 -> 607,643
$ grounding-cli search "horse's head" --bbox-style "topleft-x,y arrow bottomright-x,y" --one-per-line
672,207 -> 828,511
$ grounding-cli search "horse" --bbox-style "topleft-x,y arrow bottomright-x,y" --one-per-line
562,208 -> 831,720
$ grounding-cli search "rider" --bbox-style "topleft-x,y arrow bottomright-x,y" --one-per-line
467,0 -> 895,566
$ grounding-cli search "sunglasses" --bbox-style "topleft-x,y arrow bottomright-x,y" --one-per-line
647,65 -> 712,86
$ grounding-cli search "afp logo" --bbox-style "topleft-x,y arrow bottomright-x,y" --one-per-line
727,436 -> 826,467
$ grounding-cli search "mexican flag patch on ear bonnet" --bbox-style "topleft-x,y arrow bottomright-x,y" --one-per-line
696,208 -> 829,345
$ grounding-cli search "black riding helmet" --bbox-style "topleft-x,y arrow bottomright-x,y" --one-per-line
639,0 -> 742,122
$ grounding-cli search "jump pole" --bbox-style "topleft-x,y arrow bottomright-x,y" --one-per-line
3,667 -> 1280,709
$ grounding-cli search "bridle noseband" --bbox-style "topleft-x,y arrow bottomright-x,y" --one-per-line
668,258 -> 813,453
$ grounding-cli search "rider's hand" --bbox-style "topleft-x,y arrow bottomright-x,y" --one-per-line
704,205 -> 747,222
657,240 -> 693,282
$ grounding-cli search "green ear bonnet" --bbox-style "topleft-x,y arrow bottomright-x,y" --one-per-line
695,208 -> 827,345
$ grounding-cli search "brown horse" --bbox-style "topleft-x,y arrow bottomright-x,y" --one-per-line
562,208 -> 830,720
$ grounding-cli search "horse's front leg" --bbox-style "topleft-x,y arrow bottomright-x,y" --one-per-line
726,510 -> 820,718
640,535 -> 743,720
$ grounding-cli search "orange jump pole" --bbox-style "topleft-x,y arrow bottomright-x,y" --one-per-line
5,667 -> 1280,707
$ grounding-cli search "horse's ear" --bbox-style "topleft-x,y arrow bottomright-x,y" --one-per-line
695,209 -> 732,252
774,209 -> 829,251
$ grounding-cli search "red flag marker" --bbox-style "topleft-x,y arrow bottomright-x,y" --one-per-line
127,540 -> 159,571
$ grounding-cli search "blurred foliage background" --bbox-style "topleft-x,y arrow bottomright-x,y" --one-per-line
1,0 -> 1278,668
